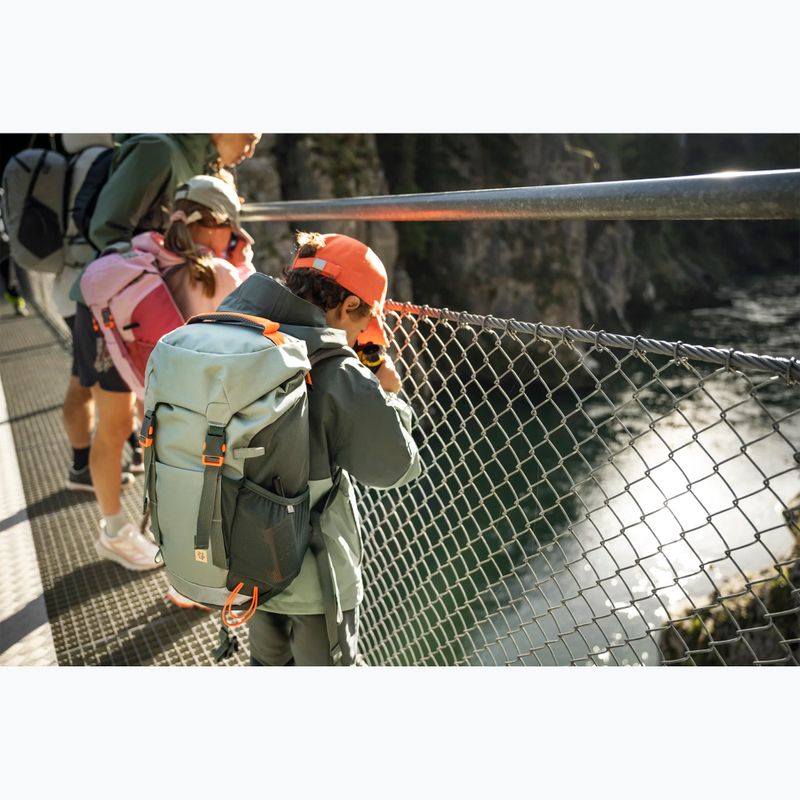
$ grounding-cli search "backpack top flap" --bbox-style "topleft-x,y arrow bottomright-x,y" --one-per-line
79,248 -> 160,309
145,313 -> 311,426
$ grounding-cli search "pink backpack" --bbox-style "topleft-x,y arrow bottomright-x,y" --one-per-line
80,245 -> 185,400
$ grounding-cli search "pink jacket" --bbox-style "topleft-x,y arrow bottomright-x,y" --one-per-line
131,232 -> 255,320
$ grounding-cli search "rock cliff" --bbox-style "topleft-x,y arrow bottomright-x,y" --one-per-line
235,134 -> 409,297
235,134 -> 799,331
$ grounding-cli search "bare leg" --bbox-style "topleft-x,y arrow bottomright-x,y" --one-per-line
62,376 -> 94,449
130,398 -> 144,444
89,387 -> 134,516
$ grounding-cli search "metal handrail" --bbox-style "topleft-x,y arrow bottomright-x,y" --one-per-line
241,169 -> 800,223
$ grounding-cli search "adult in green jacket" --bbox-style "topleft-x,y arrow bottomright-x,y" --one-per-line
69,132 -> 260,574
70,133 -> 260,304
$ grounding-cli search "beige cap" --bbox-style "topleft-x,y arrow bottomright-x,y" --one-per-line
174,175 -> 241,226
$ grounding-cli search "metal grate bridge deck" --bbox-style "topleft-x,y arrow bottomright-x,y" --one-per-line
0,302 -> 247,666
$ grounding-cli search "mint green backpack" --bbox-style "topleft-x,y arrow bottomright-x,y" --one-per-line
141,310 -> 344,630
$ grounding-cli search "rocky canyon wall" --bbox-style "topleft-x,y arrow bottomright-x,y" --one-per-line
235,134 -> 799,332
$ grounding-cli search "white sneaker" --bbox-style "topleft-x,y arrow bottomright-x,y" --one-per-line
95,520 -> 163,572
166,584 -> 212,612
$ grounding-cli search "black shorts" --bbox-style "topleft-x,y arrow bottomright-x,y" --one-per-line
72,303 -> 131,393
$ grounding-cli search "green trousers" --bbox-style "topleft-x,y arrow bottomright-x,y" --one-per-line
247,608 -> 359,666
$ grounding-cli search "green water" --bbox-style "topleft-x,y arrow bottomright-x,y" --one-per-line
360,272 -> 800,666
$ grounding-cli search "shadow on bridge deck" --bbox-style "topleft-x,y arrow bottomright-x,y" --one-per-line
0,302 -> 246,666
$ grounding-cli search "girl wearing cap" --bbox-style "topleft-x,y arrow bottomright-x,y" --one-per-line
83,175 -> 256,576
215,231 -> 421,665
65,134 -> 259,576
134,174 -> 256,320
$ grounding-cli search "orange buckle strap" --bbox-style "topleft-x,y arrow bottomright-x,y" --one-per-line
201,426 -> 226,468
222,583 -> 258,627
101,308 -> 116,329
138,411 -> 155,448
201,443 -> 226,467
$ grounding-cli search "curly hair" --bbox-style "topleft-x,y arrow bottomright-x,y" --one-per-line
282,231 -> 372,317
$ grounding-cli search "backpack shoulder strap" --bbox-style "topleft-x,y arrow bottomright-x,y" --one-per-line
21,150 -> 48,206
308,345 -> 355,368
305,346 -> 355,389
160,261 -> 186,279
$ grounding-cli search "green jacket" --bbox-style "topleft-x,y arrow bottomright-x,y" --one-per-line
217,275 -> 421,614
70,133 -> 217,305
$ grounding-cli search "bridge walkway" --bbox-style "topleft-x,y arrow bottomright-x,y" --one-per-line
0,301 -> 245,666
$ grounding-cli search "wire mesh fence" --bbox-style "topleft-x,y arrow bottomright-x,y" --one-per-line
355,303 -> 800,666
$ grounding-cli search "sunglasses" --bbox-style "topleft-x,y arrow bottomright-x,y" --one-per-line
195,218 -> 234,230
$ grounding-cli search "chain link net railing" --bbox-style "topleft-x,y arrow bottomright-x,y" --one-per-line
355,303 -> 800,666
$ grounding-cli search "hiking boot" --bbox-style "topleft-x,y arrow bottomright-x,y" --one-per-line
125,447 -> 145,474
66,465 -> 135,493
95,520 -> 163,571
166,585 -> 212,612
